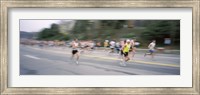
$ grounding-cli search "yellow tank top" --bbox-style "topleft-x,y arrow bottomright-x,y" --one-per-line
123,43 -> 131,52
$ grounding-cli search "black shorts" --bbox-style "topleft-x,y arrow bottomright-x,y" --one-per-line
84,45 -> 89,48
123,52 -> 129,57
72,50 -> 78,55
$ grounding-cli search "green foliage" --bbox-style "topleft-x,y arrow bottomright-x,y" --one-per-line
141,20 -> 180,45
36,20 -> 180,49
72,20 -> 89,33
100,20 -> 126,29
37,23 -> 71,41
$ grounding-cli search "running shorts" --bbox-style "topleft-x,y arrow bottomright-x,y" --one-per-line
149,49 -> 154,53
123,52 -> 129,57
72,50 -> 78,55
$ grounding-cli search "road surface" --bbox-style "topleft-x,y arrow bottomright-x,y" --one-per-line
20,45 -> 180,75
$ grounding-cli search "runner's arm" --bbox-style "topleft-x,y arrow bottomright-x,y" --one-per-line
122,44 -> 126,51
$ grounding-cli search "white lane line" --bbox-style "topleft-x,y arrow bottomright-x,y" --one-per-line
24,55 -> 40,60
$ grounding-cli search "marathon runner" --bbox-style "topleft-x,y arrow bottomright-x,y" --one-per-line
144,40 -> 156,59
120,39 -> 131,66
129,39 -> 136,59
71,39 -> 80,64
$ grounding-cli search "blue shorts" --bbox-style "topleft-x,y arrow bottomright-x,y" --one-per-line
149,50 -> 154,53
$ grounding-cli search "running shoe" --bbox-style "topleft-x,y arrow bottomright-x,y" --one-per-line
76,61 -> 79,64
120,61 -> 126,66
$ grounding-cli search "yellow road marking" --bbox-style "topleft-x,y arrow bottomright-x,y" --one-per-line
83,55 -> 180,68
28,46 -> 180,68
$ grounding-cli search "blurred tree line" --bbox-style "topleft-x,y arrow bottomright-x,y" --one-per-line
141,20 -> 180,47
70,20 -> 127,40
37,20 -> 180,49
37,24 -> 70,40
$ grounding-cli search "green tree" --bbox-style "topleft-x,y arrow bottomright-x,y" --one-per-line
37,23 -> 63,40
141,20 -> 180,46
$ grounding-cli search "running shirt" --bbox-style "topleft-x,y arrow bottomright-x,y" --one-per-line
148,42 -> 156,50
123,43 -> 131,53
115,42 -> 120,48
72,41 -> 79,50
104,42 -> 108,47
110,41 -> 115,48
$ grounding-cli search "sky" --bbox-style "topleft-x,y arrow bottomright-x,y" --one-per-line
20,20 -> 61,32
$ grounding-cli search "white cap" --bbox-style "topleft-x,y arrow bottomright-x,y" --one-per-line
126,39 -> 130,42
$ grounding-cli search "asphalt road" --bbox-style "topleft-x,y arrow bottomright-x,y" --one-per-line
20,45 -> 180,75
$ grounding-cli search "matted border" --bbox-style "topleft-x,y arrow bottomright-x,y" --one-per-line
1,0 -> 199,94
